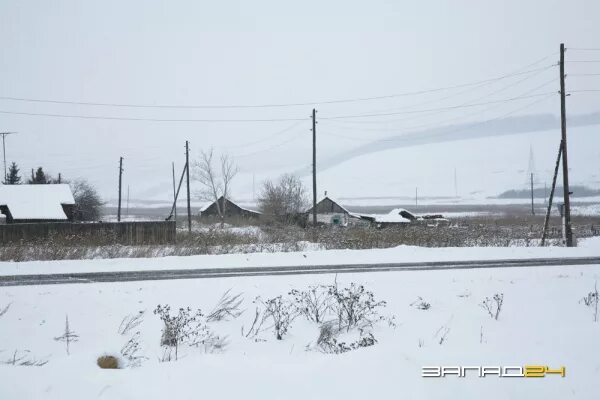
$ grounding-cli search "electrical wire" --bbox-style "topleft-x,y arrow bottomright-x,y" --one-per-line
0,110 -> 308,123
320,92 -> 554,120
0,63 -> 557,109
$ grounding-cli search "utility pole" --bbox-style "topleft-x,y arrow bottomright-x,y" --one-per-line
117,157 -> 123,222
559,43 -> 573,246
454,167 -> 458,198
185,141 -> 192,232
172,162 -> 177,224
1,132 -> 17,183
530,173 -> 535,215
58,173 -> 62,184
312,109 -> 317,226
126,185 -> 130,216
415,187 -> 418,208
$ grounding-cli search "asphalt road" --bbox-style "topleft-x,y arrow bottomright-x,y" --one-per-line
1,256 -> 599,287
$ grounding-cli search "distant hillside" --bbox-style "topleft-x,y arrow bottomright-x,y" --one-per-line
300,111 -> 600,175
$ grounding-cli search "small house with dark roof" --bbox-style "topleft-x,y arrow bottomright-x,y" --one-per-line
304,195 -> 365,226
199,196 -> 261,219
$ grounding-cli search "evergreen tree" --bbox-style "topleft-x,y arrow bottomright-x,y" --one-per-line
3,162 -> 21,184
28,167 -> 50,184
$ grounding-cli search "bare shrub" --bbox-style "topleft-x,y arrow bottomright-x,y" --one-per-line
481,293 -> 504,320
580,282 -> 599,322
120,332 -> 147,368
258,174 -> 308,223
2,350 -> 48,367
54,315 -> 79,355
118,310 -> 145,335
255,296 -> 297,340
207,290 -> 244,322
315,323 -> 377,354
410,297 -> 431,310
154,305 -> 204,361
289,285 -> 331,323
328,281 -> 387,331
241,306 -> 268,341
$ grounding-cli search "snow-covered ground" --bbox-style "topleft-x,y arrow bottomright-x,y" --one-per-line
2,255 -> 600,399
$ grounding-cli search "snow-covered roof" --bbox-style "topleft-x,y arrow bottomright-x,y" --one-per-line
368,208 -> 413,224
0,184 -> 75,220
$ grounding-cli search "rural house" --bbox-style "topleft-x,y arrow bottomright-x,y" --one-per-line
0,184 -> 75,223
199,196 -> 261,219
305,195 -> 365,226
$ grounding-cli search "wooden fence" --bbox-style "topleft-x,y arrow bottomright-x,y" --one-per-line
0,221 -> 176,245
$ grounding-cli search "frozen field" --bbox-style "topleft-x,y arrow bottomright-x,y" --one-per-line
2,240 -> 600,399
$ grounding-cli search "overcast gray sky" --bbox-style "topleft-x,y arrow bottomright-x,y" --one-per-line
1,0 -> 599,201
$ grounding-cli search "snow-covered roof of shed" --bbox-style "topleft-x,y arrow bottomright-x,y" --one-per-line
0,184 -> 75,220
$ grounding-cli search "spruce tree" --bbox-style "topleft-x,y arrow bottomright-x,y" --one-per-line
28,167 -> 50,184
3,162 -> 21,184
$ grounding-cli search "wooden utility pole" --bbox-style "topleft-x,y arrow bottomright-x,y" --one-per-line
58,173 -> 62,184
117,157 -> 123,222
185,141 -> 192,232
559,43 -> 574,246
530,173 -> 535,215
172,162 -> 177,224
415,187 -> 418,208
541,142 -> 563,246
1,132 -> 16,183
312,109 -> 317,226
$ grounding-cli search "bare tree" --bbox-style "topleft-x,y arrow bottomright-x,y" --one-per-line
258,174 -> 308,223
193,148 -> 238,227
70,179 -> 104,221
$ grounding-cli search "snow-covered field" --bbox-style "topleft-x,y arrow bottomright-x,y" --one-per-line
2,255 -> 600,399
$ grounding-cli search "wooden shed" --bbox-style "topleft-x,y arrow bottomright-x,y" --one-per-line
199,196 -> 261,219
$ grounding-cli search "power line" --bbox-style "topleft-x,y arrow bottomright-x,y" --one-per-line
0,110 -> 308,123
320,92 -> 554,120
320,93 -> 556,142
568,48 -> 600,51
217,121 -> 305,149
0,64 -> 556,110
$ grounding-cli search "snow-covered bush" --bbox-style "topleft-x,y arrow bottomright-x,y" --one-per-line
154,305 -> 205,360
255,296 -> 297,340
289,285 -> 331,323
328,282 -> 387,331
481,293 -> 504,320
315,322 -> 377,354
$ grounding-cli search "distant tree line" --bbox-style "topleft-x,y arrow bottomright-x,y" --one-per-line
2,161 -> 104,221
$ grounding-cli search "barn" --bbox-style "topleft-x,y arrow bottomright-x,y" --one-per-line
0,184 -> 75,224
305,196 -> 365,226
199,196 -> 261,219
